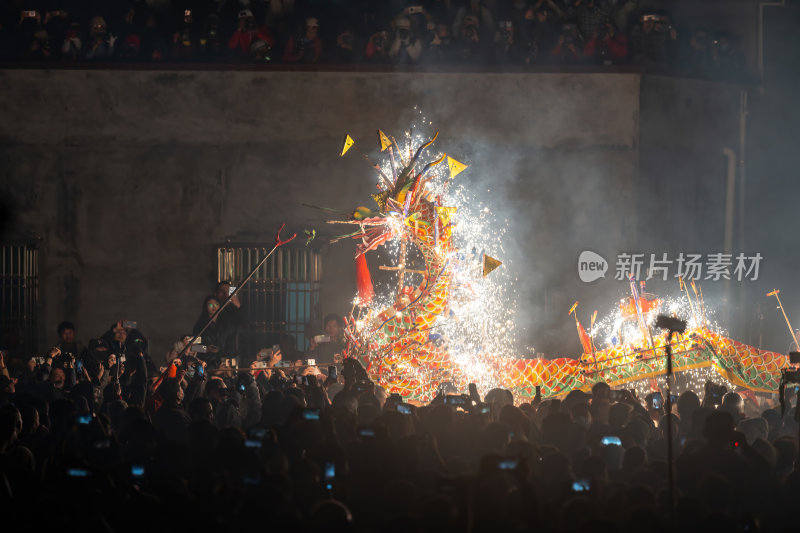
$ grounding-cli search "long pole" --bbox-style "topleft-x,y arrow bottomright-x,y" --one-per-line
768,290 -> 799,351
664,329 -> 676,533
177,224 -> 296,359
679,277 -> 700,328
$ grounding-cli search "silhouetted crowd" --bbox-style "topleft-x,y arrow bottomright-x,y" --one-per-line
0,0 -> 744,77
2,312 -> 800,532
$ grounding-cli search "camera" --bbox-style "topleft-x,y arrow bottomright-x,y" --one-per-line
444,394 -> 467,406
397,403 -> 414,415
572,479 -> 590,492
324,462 -> 335,490
601,436 -> 622,446
705,380 -> 727,406
358,427 -> 376,438
497,458 -> 519,470
67,468 -> 90,478
122,320 -> 137,329
649,392 -> 663,410
397,29 -> 411,41
190,344 -> 208,353
131,464 -> 145,478
655,315 -> 687,333
302,408 -> 321,420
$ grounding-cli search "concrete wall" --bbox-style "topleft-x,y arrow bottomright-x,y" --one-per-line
0,69 -> 641,359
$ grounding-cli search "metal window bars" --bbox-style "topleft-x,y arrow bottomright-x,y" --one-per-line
217,244 -> 322,358
0,243 -> 38,358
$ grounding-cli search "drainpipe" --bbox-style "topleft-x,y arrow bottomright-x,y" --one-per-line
722,147 -> 737,328
758,0 -> 786,82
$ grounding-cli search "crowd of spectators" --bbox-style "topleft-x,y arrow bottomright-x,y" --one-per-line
2,298 -> 800,531
0,0 -> 744,77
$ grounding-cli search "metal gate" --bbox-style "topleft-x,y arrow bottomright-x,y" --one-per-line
1,243 -> 38,359
217,244 -> 322,359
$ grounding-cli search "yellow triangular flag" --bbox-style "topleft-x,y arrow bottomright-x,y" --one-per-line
372,191 -> 390,210
378,130 -> 392,151
447,156 -> 468,178
482,254 -> 502,277
403,212 -> 421,227
341,134 -> 355,156
435,206 -> 457,226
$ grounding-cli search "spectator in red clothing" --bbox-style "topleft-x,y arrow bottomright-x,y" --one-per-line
584,20 -> 628,64
365,29 -> 390,63
228,9 -> 275,58
283,17 -> 323,64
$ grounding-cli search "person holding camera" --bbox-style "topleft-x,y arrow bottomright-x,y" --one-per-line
55,321 -> 86,362
365,28 -> 390,63
552,22 -> 584,63
454,15 -> 486,63
491,20 -> 524,65
453,0 -> 495,45
282,17 -> 322,63
388,16 -> 422,64
421,22 -> 455,64
630,13 -> 678,67
83,15 -> 116,60
583,19 -> 628,63
306,313 -> 346,365
172,8 -> 199,60
330,26 -> 360,63
228,9 -> 275,59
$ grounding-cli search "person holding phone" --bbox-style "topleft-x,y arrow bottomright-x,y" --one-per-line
54,321 -> 87,365
306,314 -> 346,365
388,16 -> 423,63
192,296 -> 226,361
211,280 -> 246,356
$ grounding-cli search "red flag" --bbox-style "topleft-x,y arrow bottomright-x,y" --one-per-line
356,253 -> 375,305
577,319 -> 593,354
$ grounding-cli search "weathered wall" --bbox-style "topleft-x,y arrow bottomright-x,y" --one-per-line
0,69 -> 640,359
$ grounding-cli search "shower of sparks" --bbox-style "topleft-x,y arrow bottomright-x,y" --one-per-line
339,116 -> 764,403
591,293 -> 725,350
346,121 -> 519,395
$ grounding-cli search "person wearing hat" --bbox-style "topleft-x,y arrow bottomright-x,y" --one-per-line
228,8 -> 275,58
283,17 -> 323,63
388,16 -> 422,63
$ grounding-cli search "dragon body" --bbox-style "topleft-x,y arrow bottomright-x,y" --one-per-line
333,131 -> 788,402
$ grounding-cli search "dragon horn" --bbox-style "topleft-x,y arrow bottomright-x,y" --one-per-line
411,131 -> 440,163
